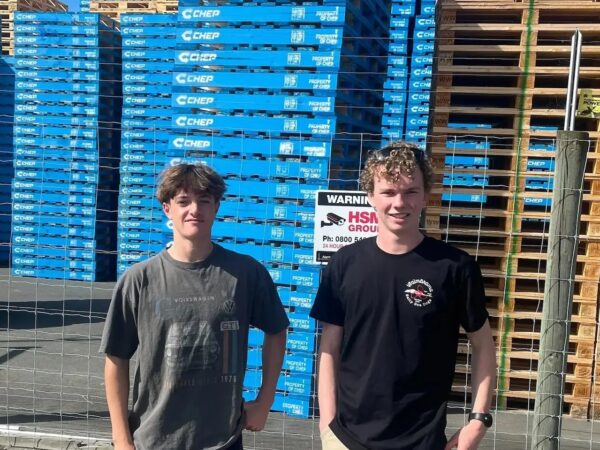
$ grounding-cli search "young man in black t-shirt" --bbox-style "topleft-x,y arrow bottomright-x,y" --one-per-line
310,141 -> 496,450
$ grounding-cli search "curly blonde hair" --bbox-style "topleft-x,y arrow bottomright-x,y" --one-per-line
359,141 -> 433,193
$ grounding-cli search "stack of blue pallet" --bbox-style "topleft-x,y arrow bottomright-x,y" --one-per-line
10,12 -> 121,281
0,55 -> 14,265
117,13 -> 176,278
172,2 -> 346,418
381,0 -> 435,149
329,0 -> 391,188
442,122 -> 492,206
404,0 -> 435,148
524,125 -> 557,214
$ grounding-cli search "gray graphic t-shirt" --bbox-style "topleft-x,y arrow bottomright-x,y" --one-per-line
100,245 -> 289,450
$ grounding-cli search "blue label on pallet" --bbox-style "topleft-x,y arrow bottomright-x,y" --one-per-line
413,42 -> 435,54
172,92 -> 334,114
172,71 -> 337,90
390,17 -> 409,29
122,37 -> 177,48
177,28 -> 341,46
271,394 -> 310,418
288,311 -> 316,332
387,66 -> 408,78
123,107 -> 173,118
172,114 -> 334,136
411,66 -> 432,77
122,130 -> 171,141
15,125 -> 97,140
15,47 -> 99,59
15,104 -> 98,116
179,6 -> 343,24
16,69 -> 100,82
16,59 -> 99,71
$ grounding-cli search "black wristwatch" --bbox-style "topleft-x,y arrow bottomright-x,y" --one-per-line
468,412 -> 493,428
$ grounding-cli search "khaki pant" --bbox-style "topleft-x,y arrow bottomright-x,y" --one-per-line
320,426 -> 350,450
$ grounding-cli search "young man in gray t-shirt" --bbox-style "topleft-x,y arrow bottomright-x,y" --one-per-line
101,163 -> 289,450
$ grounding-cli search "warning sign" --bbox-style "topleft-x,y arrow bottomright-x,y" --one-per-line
577,89 -> 600,119
314,190 -> 378,263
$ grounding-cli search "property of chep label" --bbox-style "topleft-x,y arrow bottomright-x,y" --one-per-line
314,190 -> 378,263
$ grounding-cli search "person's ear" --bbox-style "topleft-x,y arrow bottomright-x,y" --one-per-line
162,201 -> 171,218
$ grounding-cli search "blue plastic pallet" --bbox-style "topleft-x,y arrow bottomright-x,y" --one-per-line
12,223 -> 106,239
172,71 -> 337,90
14,36 -> 99,47
123,73 -> 173,85
173,114 -> 335,136
14,124 -> 97,138
122,38 -> 177,49
443,175 -> 488,187
12,234 -> 95,248
446,140 -> 491,150
14,47 -> 99,58
219,241 -> 313,266
123,96 -> 172,107
176,28 -> 342,47
14,169 -> 99,184
14,12 -> 104,23
441,193 -> 487,203
123,61 -> 175,72
15,69 -> 101,82
12,212 -> 96,227
15,136 -> 96,150
445,155 -> 489,168
525,177 -> 553,190
524,197 -> 552,207
118,241 -> 165,253
13,180 -> 96,194
11,267 -> 100,281
122,130 -> 171,141
12,202 -> 96,216
178,5 -> 344,24
213,220 -> 313,246
12,245 -> 95,259
15,80 -> 99,93
121,14 -> 177,25
226,179 -> 324,201
218,200 -> 314,223
13,256 -> 96,271
13,159 -> 98,172
175,49 -> 340,70
16,59 -> 99,71
527,158 -> 554,171
169,134 -> 330,158
172,92 -> 334,114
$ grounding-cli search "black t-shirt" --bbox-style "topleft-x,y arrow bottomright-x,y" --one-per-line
309,236 -> 488,450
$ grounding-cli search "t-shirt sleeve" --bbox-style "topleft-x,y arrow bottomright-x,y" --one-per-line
250,262 -> 289,334
457,257 -> 489,333
309,256 -> 345,326
99,272 -> 140,359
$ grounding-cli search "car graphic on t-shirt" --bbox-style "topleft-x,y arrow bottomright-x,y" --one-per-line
164,321 -> 220,370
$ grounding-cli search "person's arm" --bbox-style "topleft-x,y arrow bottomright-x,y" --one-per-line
244,329 -> 287,432
105,355 -> 135,450
445,320 -> 496,450
317,322 -> 343,433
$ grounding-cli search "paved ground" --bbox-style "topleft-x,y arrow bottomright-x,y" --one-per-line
0,269 -> 599,449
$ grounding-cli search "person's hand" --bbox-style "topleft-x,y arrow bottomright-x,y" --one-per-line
445,420 -> 487,450
243,400 -> 271,432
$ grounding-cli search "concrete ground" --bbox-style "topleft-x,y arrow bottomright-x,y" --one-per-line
0,269 -> 599,449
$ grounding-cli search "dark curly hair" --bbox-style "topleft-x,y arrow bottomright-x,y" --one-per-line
359,141 -> 433,193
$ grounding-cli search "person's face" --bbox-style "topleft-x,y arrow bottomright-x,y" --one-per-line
162,189 -> 219,243
367,166 -> 428,238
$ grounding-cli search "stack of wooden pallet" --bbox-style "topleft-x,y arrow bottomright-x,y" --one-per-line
89,0 -> 177,20
1,0 -> 67,55
427,0 -> 600,418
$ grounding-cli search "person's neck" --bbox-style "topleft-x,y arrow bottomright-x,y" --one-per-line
168,238 -> 214,263
376,230 -> 425,255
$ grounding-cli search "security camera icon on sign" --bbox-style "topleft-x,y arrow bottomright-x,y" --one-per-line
321,212 -> 345,228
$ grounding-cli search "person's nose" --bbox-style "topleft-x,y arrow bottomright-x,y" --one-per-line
188,201 -> 200,215
392,193 -> 405,209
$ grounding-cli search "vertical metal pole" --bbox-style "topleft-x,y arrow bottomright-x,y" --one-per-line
530,131 -> 589,449
563,33 -> 577,130
568,30 -> 583,131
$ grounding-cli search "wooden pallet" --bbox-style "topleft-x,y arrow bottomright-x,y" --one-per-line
429,0 -> 600,418
89,0 -> 177,20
